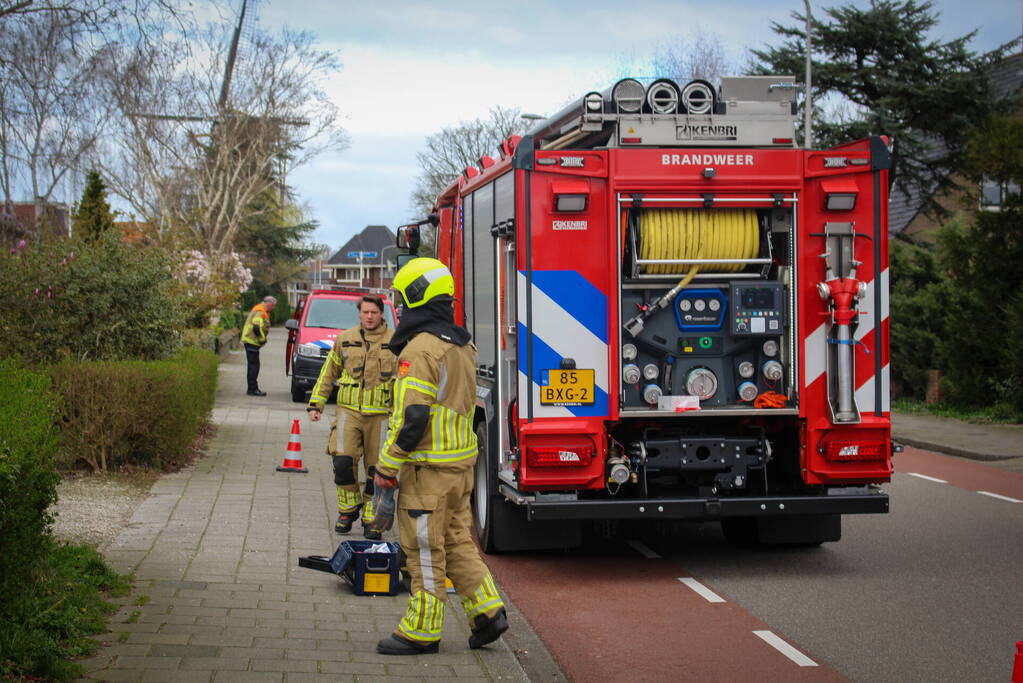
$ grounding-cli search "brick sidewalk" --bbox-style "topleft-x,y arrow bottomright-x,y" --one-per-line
79,328 -> 529,682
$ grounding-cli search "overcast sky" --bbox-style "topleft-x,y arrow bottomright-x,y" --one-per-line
254,0 -> 1021,251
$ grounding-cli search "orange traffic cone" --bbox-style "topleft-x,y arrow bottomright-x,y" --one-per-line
1012,641 -> 1023,683
276,419 -> 308,473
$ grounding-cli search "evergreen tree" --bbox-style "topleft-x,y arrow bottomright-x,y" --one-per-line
72,170 -> 116,240
235,186 -> 319,287
752,0 -> 1014,218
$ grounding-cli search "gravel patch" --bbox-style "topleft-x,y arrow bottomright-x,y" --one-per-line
50,475 -> 151,549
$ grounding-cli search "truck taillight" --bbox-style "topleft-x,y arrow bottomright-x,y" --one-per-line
823,440 -> 885,461
526,446 -> 593,467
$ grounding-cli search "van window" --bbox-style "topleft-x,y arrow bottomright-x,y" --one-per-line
304,298 -> 397,329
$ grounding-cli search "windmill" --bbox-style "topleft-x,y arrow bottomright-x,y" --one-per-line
132,0 -> 307,245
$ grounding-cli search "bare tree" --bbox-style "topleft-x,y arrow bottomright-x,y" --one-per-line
98,23 -> 348,271
0,9 -> 107,240
411,106 -> 532,217
651,25 -> 735,84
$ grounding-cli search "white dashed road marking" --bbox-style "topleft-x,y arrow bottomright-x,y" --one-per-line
753,630 -> 819,667
906,472 -> 947,484
626,539 -> 661,559
678,577 -> 726,603
977,491 -> 1023,504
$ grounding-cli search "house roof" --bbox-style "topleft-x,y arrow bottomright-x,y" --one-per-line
887,53 -> 1023,234
327,225 -> 395,266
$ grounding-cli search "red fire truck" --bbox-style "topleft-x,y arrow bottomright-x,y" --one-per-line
399,76 -> 892,552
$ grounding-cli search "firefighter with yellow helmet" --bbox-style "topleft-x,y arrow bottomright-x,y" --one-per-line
307,295 -> 395,539
370,257 -> 509,655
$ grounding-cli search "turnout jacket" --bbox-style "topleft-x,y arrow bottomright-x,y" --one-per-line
240,303 -> 271,347
308,323 -> 395,415
377,332 -> 478,477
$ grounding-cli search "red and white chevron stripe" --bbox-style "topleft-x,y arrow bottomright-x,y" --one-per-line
803,268 -> 890,414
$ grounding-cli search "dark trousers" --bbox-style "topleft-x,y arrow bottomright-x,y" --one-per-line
244,343 -> 261,392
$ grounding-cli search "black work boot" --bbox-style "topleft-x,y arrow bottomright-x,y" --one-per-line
363,527 -> 382,541
334,509 -> 359,534
376,634 -> 439,655
469,607 -> 509,649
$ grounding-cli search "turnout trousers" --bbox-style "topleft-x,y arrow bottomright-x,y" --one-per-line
329,409 -> 388,523
392,463 -> 504,645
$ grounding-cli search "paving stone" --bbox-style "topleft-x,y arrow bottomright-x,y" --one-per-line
147,644 -> 219,658
141,670 -> 212,683
180,657 -> 248,671
212,671 -> 283,682
111,656 -> 181,670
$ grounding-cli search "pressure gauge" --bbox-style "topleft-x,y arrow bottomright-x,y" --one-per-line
679,299 -> 692,312
708,298 -> 721,312
763,340 -> 779,357
622,343 -> 638,361
694,299 -> 706,312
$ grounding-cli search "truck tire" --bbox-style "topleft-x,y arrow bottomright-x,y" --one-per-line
472,421 -> 510,553
290,377 -> 306,403
471,421 -> 581,553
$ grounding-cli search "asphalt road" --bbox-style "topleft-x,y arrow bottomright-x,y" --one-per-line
486,447 -> 1023,682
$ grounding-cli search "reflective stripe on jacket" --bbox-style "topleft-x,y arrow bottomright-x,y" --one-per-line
377,333 -> 477,474
241,303 -> 270,346
308,323 -> 395,415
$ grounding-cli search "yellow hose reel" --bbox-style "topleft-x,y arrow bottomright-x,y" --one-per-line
638,208 -> 760,280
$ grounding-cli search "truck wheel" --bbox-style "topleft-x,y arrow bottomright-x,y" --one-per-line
472,421 -> 505,553
471,420 -> 581,553
290,377 -> 306,403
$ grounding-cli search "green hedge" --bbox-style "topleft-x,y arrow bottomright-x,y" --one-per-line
51,347 -> 219,472
0,359 -> 61,600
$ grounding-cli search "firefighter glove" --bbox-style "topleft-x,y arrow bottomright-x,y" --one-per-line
369,486 -> 396,533
374,471 -> 398,490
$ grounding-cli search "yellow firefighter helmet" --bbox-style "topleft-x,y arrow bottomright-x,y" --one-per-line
392,257 -> 455,309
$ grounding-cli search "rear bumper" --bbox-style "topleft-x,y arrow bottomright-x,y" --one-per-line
518,490 -> 889,521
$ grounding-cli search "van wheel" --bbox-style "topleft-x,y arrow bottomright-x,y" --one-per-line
290,377 -> 306,403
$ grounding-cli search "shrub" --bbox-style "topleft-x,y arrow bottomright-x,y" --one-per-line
0,359 -> 61,599
51,347 -> 219,472
0,542 -> 128,682
0,231 -> 186,367
218,307 -> 245,331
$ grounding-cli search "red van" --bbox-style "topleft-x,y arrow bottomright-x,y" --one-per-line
285,288 -> 398,402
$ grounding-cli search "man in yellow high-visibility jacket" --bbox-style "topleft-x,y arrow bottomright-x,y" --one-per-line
307,295 -> 396,538
241,296 -> 276,396
370,258 -> 508,656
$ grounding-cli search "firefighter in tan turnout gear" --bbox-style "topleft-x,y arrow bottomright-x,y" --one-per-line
370,258 -> 509,656
307,295 -> 395,539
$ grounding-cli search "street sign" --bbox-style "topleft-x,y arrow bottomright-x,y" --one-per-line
347,251 -> 378,259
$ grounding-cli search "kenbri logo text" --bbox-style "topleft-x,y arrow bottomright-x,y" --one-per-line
662,153 -> 755,166
553,220 -> 587,230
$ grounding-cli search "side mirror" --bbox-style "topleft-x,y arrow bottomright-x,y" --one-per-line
284,319 -> 299,331
396,225 -> 421,253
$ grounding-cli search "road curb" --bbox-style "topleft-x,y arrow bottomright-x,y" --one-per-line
893,434 -> 1021,462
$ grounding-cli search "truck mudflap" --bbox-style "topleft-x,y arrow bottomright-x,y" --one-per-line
517,490 -> 889,522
